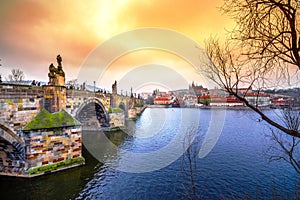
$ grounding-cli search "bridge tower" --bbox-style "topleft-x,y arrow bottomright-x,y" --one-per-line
43,55 -> 66,113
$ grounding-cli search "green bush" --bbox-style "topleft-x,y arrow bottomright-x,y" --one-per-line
108,107 -> 123,113
134,102 -> 144,108
26,157 -> 85,175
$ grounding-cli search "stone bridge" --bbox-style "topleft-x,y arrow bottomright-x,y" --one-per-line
0,83 -> 142,131
65,89 -> 138,129
0,82 -> 144,176
0,55 -> 145,177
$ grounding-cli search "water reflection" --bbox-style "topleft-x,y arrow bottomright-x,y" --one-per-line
0,144 -> 100,200
0,109 -> 299,200
79,109 -> 300,199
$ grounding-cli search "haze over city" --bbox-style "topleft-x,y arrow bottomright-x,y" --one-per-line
0,0 -> 235,92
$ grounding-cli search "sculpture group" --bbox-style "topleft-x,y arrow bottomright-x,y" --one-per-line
48,55 -> 65,86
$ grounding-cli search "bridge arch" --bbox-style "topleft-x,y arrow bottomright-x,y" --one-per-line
118,102 -> 126,111
75,97 -> 109,128
0,124 -> 25,147
118,101 -> 128,117
0,124 -> 25,174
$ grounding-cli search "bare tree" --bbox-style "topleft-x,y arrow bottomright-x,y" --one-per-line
201,36 -> 300,173
8,69 -> 25,82
180,128 -> 201,200
200,0 -> 300,137
198,0 -> 300,173
201,37 -> 300,138
267,109 -> 300,173
222,0 -> 300,69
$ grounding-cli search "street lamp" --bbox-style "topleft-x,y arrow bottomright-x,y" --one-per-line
93,81 -> 96,93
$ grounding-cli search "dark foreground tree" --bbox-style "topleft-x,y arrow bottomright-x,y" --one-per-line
222,0 -> 300,69
202,38 -> 300,138
199,0 -> 300,173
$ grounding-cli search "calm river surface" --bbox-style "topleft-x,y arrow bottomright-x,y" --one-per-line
0,108 -> 299,199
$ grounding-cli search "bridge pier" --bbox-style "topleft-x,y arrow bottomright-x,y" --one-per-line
22,110 -> 83,176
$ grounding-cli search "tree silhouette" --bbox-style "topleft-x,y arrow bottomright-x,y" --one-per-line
222,0 -> 300,69
199,0 -> 300,173
8,69 -> 25,82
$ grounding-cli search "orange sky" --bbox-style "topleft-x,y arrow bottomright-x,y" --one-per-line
0,0 -> 235,92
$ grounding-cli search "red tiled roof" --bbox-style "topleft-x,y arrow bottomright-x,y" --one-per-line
154,97 -> 169,101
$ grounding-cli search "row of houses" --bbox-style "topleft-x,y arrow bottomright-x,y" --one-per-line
152,93 -> 273,108
199,93 -> 270,108
151,85 -> 270,108
141,83 -> 297,108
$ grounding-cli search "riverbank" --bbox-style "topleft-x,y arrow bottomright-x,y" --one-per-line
128,105 -> 147,120
0,157 -> 85,178
146,104 -> 300,110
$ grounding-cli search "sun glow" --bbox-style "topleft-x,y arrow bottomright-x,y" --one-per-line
91,0 -> 134,39
0,0 -> 235,83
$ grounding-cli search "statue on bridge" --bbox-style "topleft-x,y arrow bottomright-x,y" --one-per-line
45,55 -> 67,113
112,80 -> 117,95
48,55 -> 65,86
56,55 -> 65,77
57,54 -> 62,66
48,63 -> 56,79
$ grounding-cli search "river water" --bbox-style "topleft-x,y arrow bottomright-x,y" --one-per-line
0,108 -> 299,199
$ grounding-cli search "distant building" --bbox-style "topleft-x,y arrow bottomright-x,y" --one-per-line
183,95 -> 198,107
245,93 -> 270,107
154,97 -> 171,105
172,89 -> 190,98
200,95 -> 244,107
208,88 -> 228,96
237,87 -> 253,95
140,92 -> 152,100
270,95 -> 292,108
189,82 -> 208,97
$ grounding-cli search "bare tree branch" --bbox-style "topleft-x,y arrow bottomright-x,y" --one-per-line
8,69 -> 25,82
200,37 -> 300,137
267,125 -> 300,174
222,0 -> 300,69
199,0 -> 300,174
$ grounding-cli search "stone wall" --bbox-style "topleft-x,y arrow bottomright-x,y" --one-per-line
43,85 -> 66,113
109,112 -> 125,127
128,106 -> 146,119
128,108 -> 137,119
23,126 -> 82,169
0,86 -> 43,129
